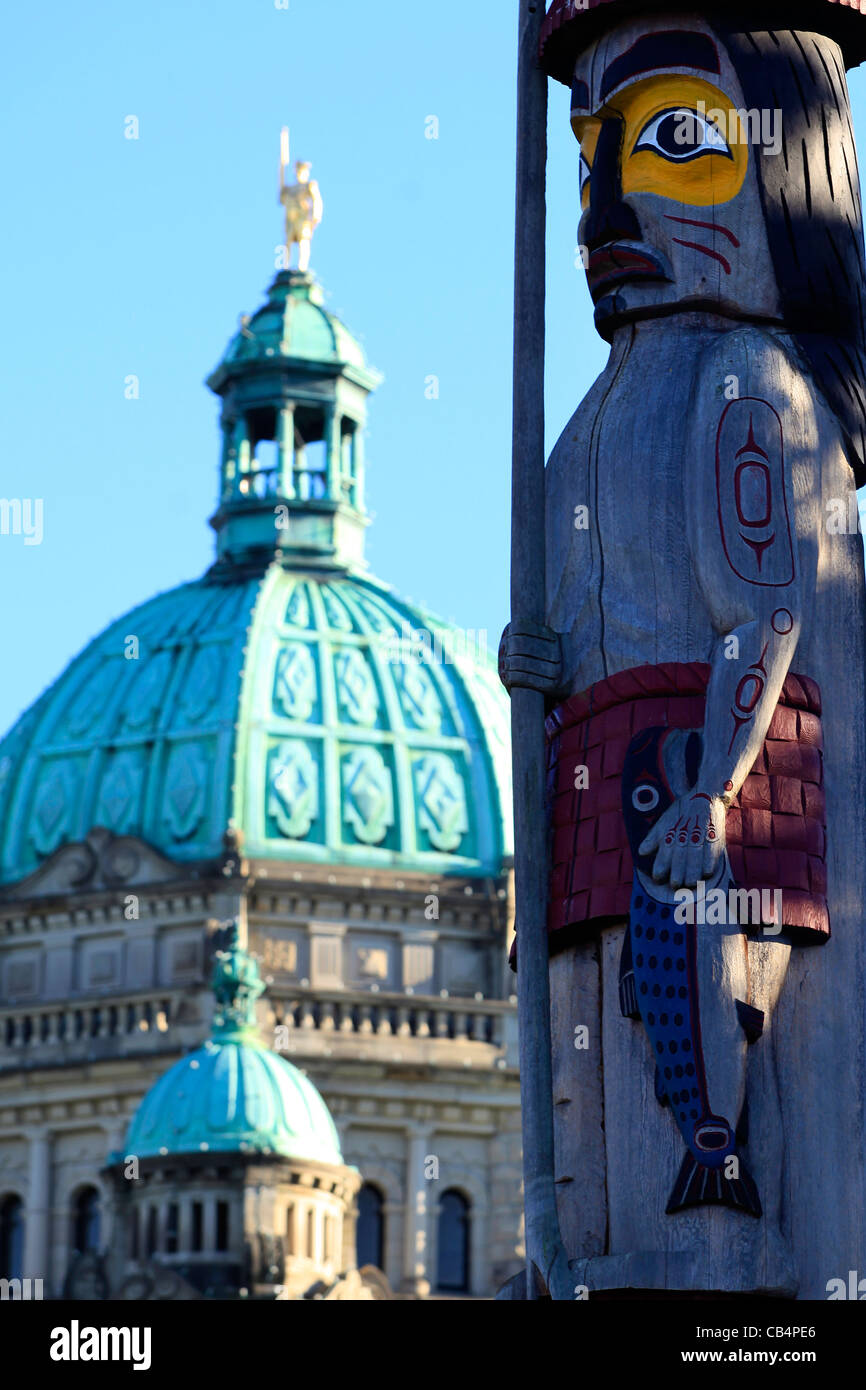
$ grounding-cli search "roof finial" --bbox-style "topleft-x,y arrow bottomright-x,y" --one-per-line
211,919 -> 264,1038
279,126 -> 323,274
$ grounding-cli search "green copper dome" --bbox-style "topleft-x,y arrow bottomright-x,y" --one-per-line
208,270 -> 373,380
0,242 -> 512,888
120,925 -> 343,1165
0,568 -> 512,882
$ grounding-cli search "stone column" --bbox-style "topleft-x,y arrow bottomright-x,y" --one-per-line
324,405 -> 341,501
220,415 -> 237,500
313,1204 -> 324,1267
352,425 -> 365,512
402,1126 -> 432,1297
100,1122 -> 127,1258
291,1200 -> 303,1260
23,1130 -> 51,1283
234,417 -> 251,491
178,1197 -> 192,1255
203,1197 -> 217,1253
278,404 -> 296,498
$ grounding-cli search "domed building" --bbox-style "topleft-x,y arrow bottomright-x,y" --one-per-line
103,923 -> 370,1301
0,174 -> 521,1299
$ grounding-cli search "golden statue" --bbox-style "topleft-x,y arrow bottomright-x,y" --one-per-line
279,127 -> 322,274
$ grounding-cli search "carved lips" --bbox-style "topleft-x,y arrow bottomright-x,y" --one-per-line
587,242 -> 668,296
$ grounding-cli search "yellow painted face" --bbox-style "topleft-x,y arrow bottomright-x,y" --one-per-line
574,75 -> 749,211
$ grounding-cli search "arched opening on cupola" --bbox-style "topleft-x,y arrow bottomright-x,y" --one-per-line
293,407 -> 329,500
243,406 -> 280,498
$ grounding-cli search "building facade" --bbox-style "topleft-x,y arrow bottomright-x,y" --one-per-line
0,217 -> 522,1298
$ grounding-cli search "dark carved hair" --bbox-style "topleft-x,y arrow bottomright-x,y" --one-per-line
712,23 -> 866,484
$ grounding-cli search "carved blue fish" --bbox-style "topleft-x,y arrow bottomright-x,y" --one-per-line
619,725 -> 763,1217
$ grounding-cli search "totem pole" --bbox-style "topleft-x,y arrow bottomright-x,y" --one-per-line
502,1 -> 866,1299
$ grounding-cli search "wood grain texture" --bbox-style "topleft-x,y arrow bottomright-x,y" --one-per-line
545,314 -> 866,1295
525,12 -> 866,1298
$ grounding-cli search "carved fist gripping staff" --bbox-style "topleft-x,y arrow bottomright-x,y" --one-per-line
504,0 -> 866,1298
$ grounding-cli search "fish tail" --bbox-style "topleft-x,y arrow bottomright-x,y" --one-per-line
665,1150 -> 762,1218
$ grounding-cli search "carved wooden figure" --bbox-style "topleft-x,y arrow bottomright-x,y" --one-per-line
502,2 -> 866,1298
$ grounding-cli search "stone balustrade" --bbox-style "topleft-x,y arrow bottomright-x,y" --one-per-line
0,986 -> 518,1072
268,986 -> 516,1067
0,991 -> 178,1068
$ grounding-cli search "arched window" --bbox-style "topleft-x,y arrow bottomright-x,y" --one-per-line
146,1206 -> 157,1257
72,1186 -> 101,1254
0,1195 -> 24,1280
356,1183 -> 385,1270
165,1203 -> 179,1255
191,1201 -> 203,1254
216,1201 -> 229,1253
436,1190 -> 470,1293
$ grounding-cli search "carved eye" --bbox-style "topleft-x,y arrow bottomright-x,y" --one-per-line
631,783 -> 660,812
579,152 -> 591,199
634,108 -> 732,163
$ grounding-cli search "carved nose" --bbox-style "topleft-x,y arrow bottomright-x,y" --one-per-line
582,117 -> 642,252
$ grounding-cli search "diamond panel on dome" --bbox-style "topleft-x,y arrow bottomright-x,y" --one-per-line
267,739 -> 321,841
163,744 -> 208,841
334,647 -> 381,728
96,752 -> 145,835
413,751 -> 470,854
273,642 -> 318,722
341,746 -> 395,847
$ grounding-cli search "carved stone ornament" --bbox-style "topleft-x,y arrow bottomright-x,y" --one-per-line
0,826 -> 182,900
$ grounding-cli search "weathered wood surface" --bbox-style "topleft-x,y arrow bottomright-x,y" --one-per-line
526,7 -> 866,1298
546,311 -> 866,1296
509,0 -> 573,1300
499,5 -> 866,1299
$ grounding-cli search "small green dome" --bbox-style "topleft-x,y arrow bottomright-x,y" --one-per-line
123,1038 -> 343,1165
121,926 -> 343,1166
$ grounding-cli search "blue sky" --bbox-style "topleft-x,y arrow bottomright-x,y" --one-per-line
1,1 -> 865,735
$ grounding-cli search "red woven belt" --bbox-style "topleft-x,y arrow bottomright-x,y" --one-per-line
545,661 -> 828,949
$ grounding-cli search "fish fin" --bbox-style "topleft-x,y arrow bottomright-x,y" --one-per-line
736,999 -> 764,1044
618,929 -> 640,1019
665,1150 -> 762,1218
654,1065 -> 669,1108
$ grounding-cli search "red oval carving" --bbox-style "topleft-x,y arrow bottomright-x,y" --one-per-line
734,673 -> 763,714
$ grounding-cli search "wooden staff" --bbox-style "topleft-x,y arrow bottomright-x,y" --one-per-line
511,0 -> 572,1301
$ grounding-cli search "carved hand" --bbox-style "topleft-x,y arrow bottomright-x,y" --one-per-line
498,621 -> 563,696
638,789 -> 726,890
